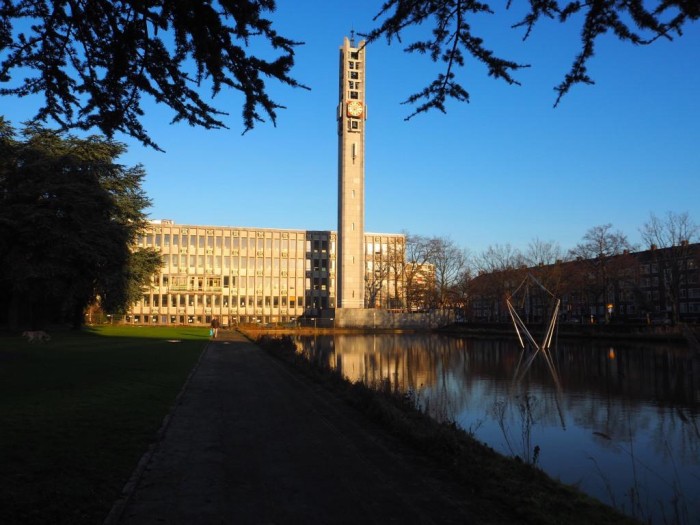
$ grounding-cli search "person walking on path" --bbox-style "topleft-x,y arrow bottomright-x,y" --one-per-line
210,317 -> 220,338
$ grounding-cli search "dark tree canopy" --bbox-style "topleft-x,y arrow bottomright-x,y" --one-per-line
364,0 -> 698,114
1,1 -> 696,148
0,0 -> 306,150
0,118 -> 161,329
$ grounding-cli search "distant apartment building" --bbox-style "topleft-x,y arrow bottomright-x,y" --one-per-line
126,221 -> 404,326
468,242 -> 700,324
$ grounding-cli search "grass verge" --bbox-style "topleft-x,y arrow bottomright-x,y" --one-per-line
255,333 -> 640,525
0,326 -> 208,525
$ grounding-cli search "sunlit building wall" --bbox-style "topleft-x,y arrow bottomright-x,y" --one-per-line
126,220 -> 404,325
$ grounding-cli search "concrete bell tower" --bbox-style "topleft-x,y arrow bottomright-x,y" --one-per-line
337,35 -> 366,309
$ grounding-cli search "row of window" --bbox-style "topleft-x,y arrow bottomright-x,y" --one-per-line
639,260 -> 698,274
139,234 -> 327,253
159,255 -> 331,272
140,233 -> 403,256
160,275 -> 307,290
126,315 -> 298,325
153,275 -> 335,293
134,292 -> 336,313
139,294 -> 305,309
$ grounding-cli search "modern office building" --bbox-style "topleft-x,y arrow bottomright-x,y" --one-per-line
125,36 -> 406,326
126,224 -> 403,326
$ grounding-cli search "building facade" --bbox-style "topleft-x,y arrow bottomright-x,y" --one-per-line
468,243 -> 700,324
123,36 -> 407,326
126,221 -> 404,326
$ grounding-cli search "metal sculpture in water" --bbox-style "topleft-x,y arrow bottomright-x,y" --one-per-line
506,274 -> 565,428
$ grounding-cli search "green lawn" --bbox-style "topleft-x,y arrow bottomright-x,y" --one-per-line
0,326 -> 209,525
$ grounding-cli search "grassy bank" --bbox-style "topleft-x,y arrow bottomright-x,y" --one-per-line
0,326 -> 207,525
254,333 -> 639,525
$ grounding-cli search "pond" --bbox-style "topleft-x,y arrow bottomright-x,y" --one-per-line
294,333 -> 700,524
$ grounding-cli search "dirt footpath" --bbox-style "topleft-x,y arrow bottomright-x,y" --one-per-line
105,331 -> 486,524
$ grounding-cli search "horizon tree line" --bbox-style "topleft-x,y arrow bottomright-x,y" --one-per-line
392,213 -> 699,324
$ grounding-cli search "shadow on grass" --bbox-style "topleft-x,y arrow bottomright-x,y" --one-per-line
0,325 -> 209,525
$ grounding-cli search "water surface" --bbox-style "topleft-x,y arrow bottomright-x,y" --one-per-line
295,333 -> 700,523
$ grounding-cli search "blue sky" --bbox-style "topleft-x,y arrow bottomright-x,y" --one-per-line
3,3 -> 699,256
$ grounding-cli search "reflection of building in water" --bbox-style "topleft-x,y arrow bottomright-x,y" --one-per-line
127,223 -> 403,325
318,335 -> 440,391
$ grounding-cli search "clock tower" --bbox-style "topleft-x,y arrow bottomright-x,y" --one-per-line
337,35 -> 366,309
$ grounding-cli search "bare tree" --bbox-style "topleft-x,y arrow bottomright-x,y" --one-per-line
426,237 -> 469,309
472,244 -> 526,322
402,234 -> 435,311
365,258 -> 393,309
640,211 -> 699,323
641,212 -> 699,250
568,224 -> 636,322
474,243 -> 525,274
524,238 -> 564,267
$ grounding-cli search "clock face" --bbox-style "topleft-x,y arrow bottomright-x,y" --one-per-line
347,101 -> 363,117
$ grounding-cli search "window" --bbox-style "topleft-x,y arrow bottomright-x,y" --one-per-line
350,71 -> 358,79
